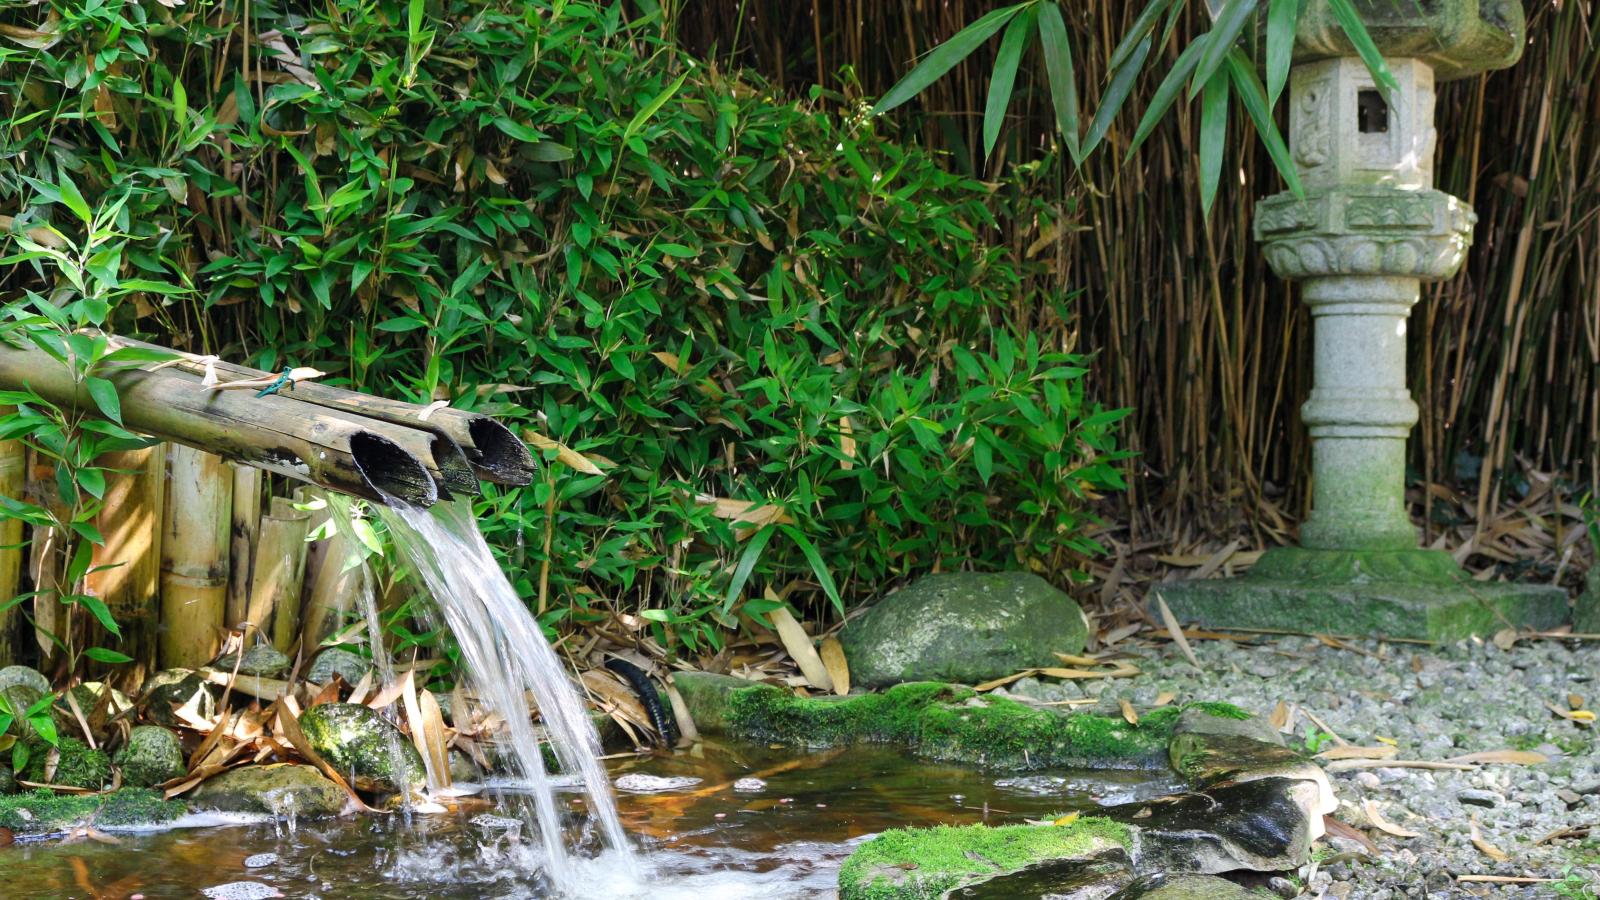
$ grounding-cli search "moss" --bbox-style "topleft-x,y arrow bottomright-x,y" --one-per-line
719,682 -> 1189,769
95,788 -> 187,828
0,788 -> 102,833
1186,702 -> 1253,721
20,737 -> 113,790
838,818 -> 1128,900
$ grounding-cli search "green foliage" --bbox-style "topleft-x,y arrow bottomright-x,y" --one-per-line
18,736 -> 112,789
0,689 -> 60,756
0,0 -> 1127,655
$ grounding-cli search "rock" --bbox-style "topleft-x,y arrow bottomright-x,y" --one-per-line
1172,706 -> 1286,747
614,774 -> 703,793
243,853 -> 279,868
1268,876 -> 1300,899
1168,732 -> 1336,828
1455,788 -> 1504,807
69,682 -> 134,718
94,788 -> 188,828
190,764 -> 347,818
296,703 -> 425,793
1576,567 -> 1600,636
448,750 -> 479,784
839,572 -> 1090,688
0,764 -> 14,794
307,648 -> 370,686
21,737 -> 113,790
142,669 -> 219,728
211,645 -> 290,678
734,777 -> 767,792
114,726 -> 186,788
671,671 -> 756,734
0,665 -> 49,696
838,819 -> 1131,900
1104,873 -> 1259,900
1103,777 -> 1322,874
201,883 -> 284,900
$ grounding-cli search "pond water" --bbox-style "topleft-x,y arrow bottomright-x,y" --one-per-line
3,743 -> 1180,900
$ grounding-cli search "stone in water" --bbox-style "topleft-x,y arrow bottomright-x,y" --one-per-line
243,853 -> 279,868
733,778 -> 767,792
201,883 -> 283,900
470,814 -> 523,829
613,774 -> 703,793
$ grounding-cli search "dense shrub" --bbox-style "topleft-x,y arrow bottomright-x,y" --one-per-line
0,0 -> 1127,651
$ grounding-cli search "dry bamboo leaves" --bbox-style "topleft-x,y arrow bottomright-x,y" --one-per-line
1363,800 -> 1421,838
1315,745 -> 1398,761
973,659 -> 1141,692
1118,699 -> 1139,725
1325,759 -> 1480,772
818,637 -> 850,696
1443,750 -> 1548,766
1546,701 -> 1596,724
1269,700 -> 1291,731
1154,593 -> 1200,669
1469,819 -> 1510,862
768,607 -> 832,692
663,679 -> 700,743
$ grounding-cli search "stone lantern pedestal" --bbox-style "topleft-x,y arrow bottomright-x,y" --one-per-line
1162,1 -> 1568,642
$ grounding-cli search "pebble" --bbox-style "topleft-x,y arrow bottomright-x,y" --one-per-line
242,853 -> 278,868
1454,788 -> 1504,807
733,778 -> 767,792
469,814 -> 522,829
613,774 -> 703,794
201,884 -> 284,900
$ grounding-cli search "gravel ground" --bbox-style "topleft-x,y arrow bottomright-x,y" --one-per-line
996,633 -> 1600,900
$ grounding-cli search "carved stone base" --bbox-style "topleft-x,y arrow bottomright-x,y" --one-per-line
1257,187 -> 1475,281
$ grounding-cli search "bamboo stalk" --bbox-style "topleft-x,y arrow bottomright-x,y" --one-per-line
225,464 -> 263,629
299,494 -> 361,647
247,496 -> 311,652
160,445 -> 233,668
83,445 -> 166,684
0,407 -> 23,666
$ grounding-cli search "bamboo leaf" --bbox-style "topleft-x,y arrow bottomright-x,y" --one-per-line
1080,35 -> 1151,160
84,376 -> 122,425
871,5 -> 1024,116
779,525 -> 843,615
622,70 -> 689,143
1265,0 -> 1296,108
1108,0 -> 1173,71
723,524 -> 776,613
1226,49 -> 1303,199
1037,3 -> 1080,159
983,7 -> 1036,160
1325,0 -> 1399,98
55,173 -> 94,226
1126,39 -> 1205,159
1189,0 -> 1258,102
1199,67 -> 1229,215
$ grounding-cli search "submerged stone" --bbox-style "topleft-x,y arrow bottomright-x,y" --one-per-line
953,850 -> 1134,900
212,645 -> 291,678
674,674 -> 1190,770
201,883 -> 284,900
614,774 -> 703,793
190,764 -> 348,818
838,818 -> 1129,900
1102,777 -> 1321,874
0,665 -> 50,696
297,702 -> 425,793
21,736 -> 113,790
839,573 -> 1090,688
114,725 -> 186,788
307,648 -> 371,686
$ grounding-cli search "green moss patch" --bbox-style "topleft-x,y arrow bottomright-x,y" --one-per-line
0,787 -> 187,834
839,818 -> 1128,900
720,681 -> 1182,769
20,737 -> 113,790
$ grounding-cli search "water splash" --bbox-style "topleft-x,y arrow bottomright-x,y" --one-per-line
377,498 -> 634,889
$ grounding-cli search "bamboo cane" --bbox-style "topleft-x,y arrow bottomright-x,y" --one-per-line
0,406 -> 23,666
83,445 -> 166,684
159,445 -> 233,668
244,496 -> 311,652
300,518 -> 360,647
226,464 -> 263,629
24,448 -> 66,666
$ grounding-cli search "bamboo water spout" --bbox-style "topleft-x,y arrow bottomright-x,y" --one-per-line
0,337 -> 533,506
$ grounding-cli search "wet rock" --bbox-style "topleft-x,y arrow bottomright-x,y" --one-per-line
142,669 -> 220,728
296,702 -> 425,793
1172,706 -> 1286,747
212,645 -> 290,678
95,788 -> 187,829
1167,733 -> 1335,828
839,572 -> 1090,688
0,764 -> 14,794
671,671 -> 752,734
1574,566 -> 1599,635
1268,876 -> 1299,899
201,882 -> 284,900
21,736 -> 114,790
614,774 -> 703,793
1103,873 -> 1258,900
734,777 -> 767,792
190,764 -> 347,818
1103,777 -> 1321,874
114,725 -> 186,788
307,648 -> 370,686
0,665 -> 49,696
243,853 -> 279,868
951,849 -> 1134,900
448,749 -> 479,783
1455,789 -> 1503,807
69,682 -> 134,717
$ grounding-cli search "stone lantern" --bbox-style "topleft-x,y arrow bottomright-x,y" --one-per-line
1164,0 -> 1568,642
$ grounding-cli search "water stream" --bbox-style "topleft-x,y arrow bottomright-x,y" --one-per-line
376,498 -> 635,889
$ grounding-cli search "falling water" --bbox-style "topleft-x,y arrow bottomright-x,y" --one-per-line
377,498 -> 635,889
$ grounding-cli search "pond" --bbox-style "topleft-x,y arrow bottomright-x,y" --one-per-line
2,743 -> 1182,900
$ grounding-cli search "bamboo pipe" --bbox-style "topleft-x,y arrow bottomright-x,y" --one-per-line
0,406 -> 23,666
159,445 -> 232,668
0,339 -> 438,506
109,336 -> 533,488
225,464 -> 263,628
248,496 -> 310,652
83,445 -> 165,684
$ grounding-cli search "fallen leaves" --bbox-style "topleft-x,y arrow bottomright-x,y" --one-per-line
1545,701 -> 1596,725
769,607 -> 832,692
1321,816 -> 1379,854
1364,800 -> 1421,838
818,637 -> 850,696
1269,700 -> 1291,731
1469,819 -> 1510,862
1443,750 -> 1548,766
1324,759 -> 1479,772
1118,699 -> 1139,725
1315,745 -> 1398,761
1154,593 -> 1200,670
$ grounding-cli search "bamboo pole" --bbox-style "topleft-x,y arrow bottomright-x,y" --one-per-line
28,526 -> 62,666
226,464 -> 263,629
160,445 -> 233,668
0,406 -> 23,666
83,445 -> 166,685
301,515 -> 360,647
244,496 -> 311,652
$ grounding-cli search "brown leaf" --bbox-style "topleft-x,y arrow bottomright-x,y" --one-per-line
1153,692 -> 1176,708
695,494 -> 793,528
1491,628 -> 1518,651
521,431 -> 604,475
1052,653 -> 1105,667
1322,815 -> 1380,854
973,670 -> 1038,692
416,688 -> 453,793
1118,699 -> 1139,725
1570,694 -> 1586,710
1443,750 -> 1548,766
1154,593 -> 1200,669
1316,745 -> 1398,761
818,637 -> 850,696
1269,700 -> 1291,731
273,699 -> 373,812
1364,800 -> 1421,838
769,607 -> 832,691
1470,820 -> 1510,862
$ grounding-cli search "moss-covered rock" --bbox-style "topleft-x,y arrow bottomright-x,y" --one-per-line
189,764 -> 348,818
676,674 -> 1179,769
69,682 -> 135,718
839,818 -> 1128,900
307,648 -> 371,686
94,788 -> 187,829
21,736 -> 114,789
0,665 -> 50,696
297,703 -> 425,792
0,762 -> 15,794
212,645 -> 290,678
141,669 -> 219,728
1576,566 -> 1600,636
839,573 -> 1091,688
1172,705 -> 1284,747
0,787 -> 185,834
114,726 -> 186,788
